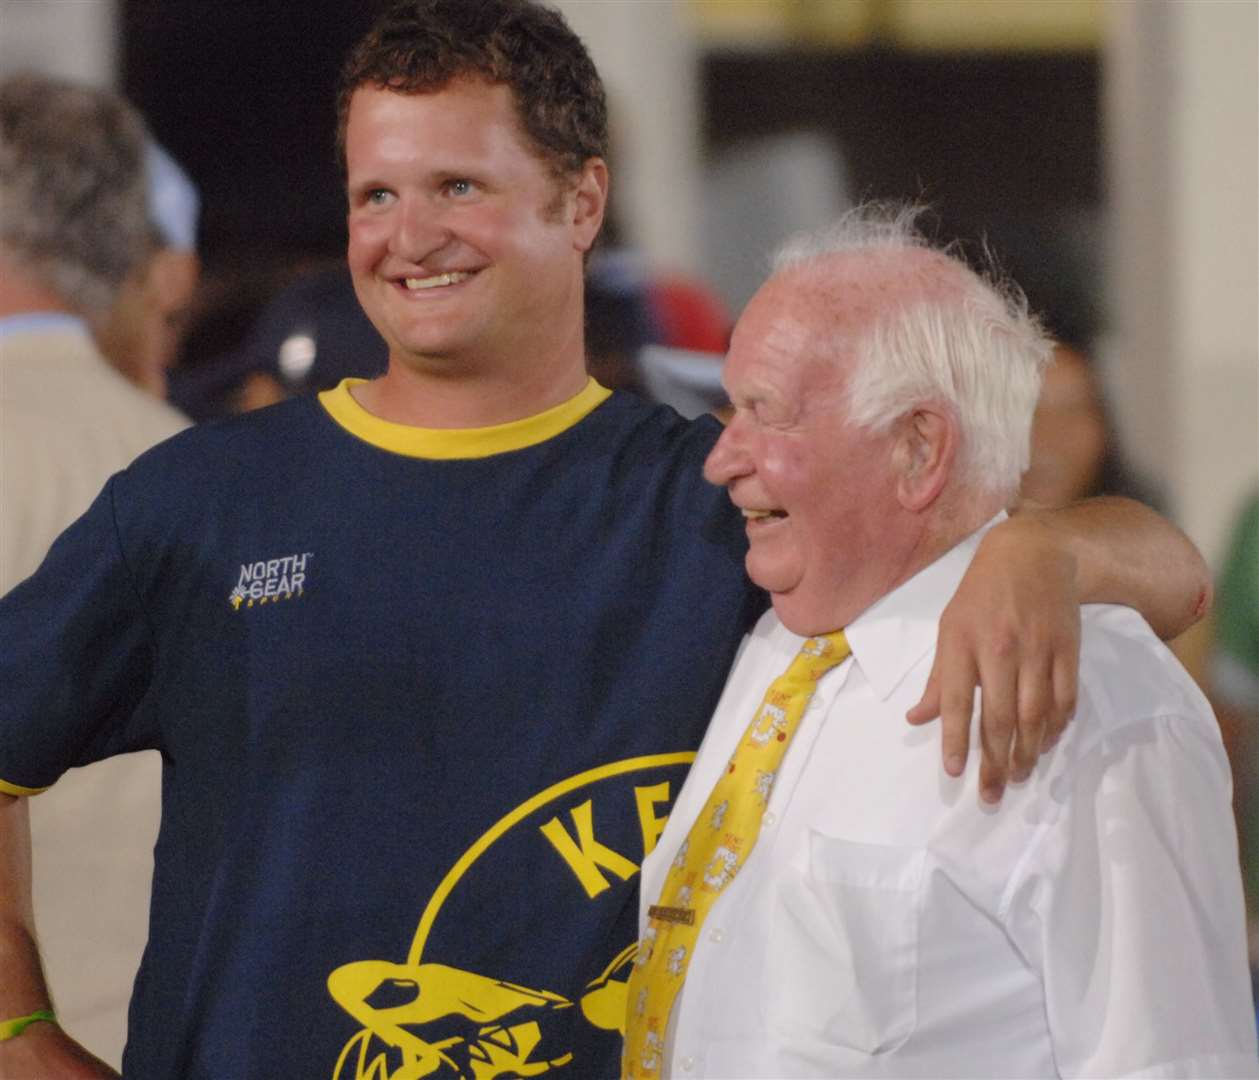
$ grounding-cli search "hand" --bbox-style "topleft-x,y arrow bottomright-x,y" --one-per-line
0,1021 -> 119,1079
906,515 -> 1080,803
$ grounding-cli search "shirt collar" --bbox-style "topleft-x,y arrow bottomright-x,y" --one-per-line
841,513 -> 1006,701
317,377 -> 612,460
0,312 -> 89,340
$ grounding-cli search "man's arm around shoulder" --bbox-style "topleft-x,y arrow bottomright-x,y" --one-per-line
909,495 -> 1210,802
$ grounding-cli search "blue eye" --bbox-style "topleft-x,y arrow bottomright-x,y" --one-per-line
446,179 -> 474,197
367,189 -> 392,205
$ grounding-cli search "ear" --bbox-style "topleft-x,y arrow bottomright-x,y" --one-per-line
570,157 -> 609,253
893,405 -> 957,512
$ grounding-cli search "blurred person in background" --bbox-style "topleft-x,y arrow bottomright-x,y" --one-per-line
1020,340 -> 1161,511
0,72 -> 194,1073
95,142 -> 202,400
0,75 -> 195,591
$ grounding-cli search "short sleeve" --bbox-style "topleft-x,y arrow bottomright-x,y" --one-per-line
0,476 -> 159,793
1007,716 -> 1259,1078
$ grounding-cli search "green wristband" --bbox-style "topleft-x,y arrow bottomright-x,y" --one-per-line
0,1009 -> 56,1041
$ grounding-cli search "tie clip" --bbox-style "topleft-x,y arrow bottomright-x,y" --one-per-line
648,905 -> 695,925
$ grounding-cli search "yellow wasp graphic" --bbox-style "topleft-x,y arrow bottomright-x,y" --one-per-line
327,755 -> 692,1079
329,947 -> 636,1080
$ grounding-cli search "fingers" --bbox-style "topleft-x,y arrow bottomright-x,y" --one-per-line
937,650 -> 979,780
983,628 -> 1079,800
906,640 -> 977,778
1007,650 -> 1051,782
904,668 -> 939,727
908,610 -> 1080,803
1045,639 -> 1079,751
977,637 -> 1018,804
1015,620 -> 1079,763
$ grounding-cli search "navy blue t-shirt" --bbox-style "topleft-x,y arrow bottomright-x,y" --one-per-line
0,385 -> 763,1079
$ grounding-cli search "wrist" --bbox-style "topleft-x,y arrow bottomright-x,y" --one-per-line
0,1009 -> 55,1042
989,511 -> 1080,587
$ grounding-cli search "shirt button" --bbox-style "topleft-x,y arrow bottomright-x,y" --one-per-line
681,1056 -> 696,1072
762,811 -> 776,827
709,927 -> 724,944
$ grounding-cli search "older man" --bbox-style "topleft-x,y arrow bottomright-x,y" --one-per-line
627,206 -> 1258,1079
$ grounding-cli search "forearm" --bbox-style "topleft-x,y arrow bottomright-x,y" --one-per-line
1010,496 -> 1211,640
0,794 -> 117,1078
0,794 -> 52,1017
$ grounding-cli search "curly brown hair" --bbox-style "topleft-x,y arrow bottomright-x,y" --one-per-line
336,0 -> 607,184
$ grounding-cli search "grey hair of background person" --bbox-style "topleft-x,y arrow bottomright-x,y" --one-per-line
774,203 -> 1054,503
0,72 -> 153,320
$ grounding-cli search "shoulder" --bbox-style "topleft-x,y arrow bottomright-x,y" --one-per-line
111,396 -> 326,509
1072,603 -> 1216,743
1017,604 -> 1231,825
573,393 -> 732,519
132,394 -> 319,460
581,390 -> 723,463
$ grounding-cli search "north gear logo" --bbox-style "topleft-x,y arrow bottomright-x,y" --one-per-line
230,552 -> 311,609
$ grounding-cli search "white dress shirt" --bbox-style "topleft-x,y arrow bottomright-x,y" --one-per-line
640,518 -> 1258,1079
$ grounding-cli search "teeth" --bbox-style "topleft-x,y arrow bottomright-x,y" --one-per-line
403,271 -> 472,290
742,509 -> 774,520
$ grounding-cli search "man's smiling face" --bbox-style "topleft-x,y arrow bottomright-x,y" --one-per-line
703,265 -> 906,635
344,78 -> 594,375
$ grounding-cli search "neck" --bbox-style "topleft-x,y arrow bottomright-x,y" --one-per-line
893,491 -> 1005,587
353,359 -> 590,428
0,260 -> 78,322
353,304 -> 592,427
838,499 -> 1001,632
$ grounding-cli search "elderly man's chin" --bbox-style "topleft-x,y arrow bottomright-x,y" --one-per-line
746,547 -> 830,631
748,574 -> 841,636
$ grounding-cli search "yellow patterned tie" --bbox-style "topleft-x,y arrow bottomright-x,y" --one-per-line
621,630 -> 851,1078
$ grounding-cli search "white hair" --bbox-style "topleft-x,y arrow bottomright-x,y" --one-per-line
774,203 -> 1053,501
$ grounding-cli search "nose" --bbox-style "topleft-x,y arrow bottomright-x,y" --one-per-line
703,414 -> 750,487
389,195 -> 451,264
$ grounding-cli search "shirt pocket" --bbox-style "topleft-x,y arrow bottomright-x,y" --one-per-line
767,831 -> 924,1054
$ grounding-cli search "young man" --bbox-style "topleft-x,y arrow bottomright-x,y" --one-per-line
0,4 -> 1208,1078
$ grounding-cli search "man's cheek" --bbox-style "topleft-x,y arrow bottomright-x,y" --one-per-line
760,445 -> 808,499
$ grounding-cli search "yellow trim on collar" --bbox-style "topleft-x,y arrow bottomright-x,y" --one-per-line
0,777 -> 50,797
318,377 -> 611,460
